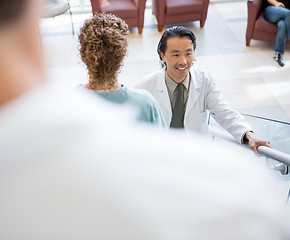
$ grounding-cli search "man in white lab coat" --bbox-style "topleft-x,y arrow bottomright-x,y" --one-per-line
136,26 -> 270,152
0,1 -> 288,239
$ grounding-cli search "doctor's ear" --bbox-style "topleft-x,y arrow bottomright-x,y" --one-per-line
160,53 -> 166,64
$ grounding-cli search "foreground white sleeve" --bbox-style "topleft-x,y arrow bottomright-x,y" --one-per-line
0,85 -> 288,240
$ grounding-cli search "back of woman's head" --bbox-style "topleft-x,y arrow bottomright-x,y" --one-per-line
79,13 -> 129,90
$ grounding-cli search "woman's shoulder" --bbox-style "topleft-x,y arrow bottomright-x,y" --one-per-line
126,88 -> 154,99
126,88 -> 157,105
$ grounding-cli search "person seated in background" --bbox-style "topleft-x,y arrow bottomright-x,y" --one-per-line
78,13 -> 166,128
264,0 -> 290,67
136,26 -> 271,152
0,0 -> 289,239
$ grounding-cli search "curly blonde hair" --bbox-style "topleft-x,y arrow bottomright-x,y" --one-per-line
79,13 -> 129,90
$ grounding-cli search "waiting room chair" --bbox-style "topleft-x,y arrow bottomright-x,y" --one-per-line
42,0 -> 74,35
152,0 -> 210,32
89,0 -> 147,34
246,0 -> 289,46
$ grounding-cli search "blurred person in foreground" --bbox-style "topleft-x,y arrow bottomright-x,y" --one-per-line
79,13 -> 166,128
0,0 -> 289,239
136,26 -> 271,152
264,0 -> 290,67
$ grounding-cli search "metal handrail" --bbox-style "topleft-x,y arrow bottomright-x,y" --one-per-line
258,146 -> 290,166
242,113 -> 290,125
209,127 -> 290,166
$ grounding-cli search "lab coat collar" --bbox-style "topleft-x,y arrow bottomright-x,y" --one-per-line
189,68 -> 202,90
157,71 -> 172,116
157,69 -> 201,91
185,68 -> 201,118
156,69 -> 202,118
165,72 -> 190,93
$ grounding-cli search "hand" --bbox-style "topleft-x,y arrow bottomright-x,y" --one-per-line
275,2 -> 285,7
245,132 -> 271,152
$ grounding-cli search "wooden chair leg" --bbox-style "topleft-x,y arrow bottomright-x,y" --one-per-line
246,39 -> 251,46
200,20 -> 205,28
138,27 -> 143,34
158,25 -> 164,32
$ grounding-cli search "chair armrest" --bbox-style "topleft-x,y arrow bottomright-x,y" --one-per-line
134,0 -> 147,28
248,0 -> 263,20
152,0 -> 166,25
201,0 -> 210,24
133,0 -> 138,6
246,0 -> 263,42
133,0 -> 146,7
90,0 -> 101,13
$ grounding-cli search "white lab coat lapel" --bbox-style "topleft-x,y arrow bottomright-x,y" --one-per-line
156,72 -> 172,126
184,70 -> 201,119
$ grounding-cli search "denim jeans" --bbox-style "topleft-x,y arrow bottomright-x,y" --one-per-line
264,5 -> 290,54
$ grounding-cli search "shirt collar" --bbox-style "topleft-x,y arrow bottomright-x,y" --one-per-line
165,72 -> 190,94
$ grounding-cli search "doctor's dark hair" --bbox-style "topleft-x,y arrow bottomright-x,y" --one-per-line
157,26 -> 196,68
0,0 -> 27,27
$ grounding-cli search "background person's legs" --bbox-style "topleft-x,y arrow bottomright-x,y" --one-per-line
276,20 -> 287,54
264,6 -> 290,66
265,5 -> 289,23
286,11 -> 290,38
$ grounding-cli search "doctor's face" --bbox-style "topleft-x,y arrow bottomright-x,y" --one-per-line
161,37 -> 194,84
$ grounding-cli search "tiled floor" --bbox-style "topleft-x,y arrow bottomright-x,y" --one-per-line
40,1 -> 290,122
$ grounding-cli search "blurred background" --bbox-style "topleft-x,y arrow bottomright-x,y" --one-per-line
40,0 -> 290,124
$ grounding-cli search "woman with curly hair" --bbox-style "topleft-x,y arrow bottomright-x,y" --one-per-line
79,13 -> 166,127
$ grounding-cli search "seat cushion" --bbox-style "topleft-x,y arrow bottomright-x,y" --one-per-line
100,0 -> 137,19
255,12 -> 277,33
166,0 -> 203,16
